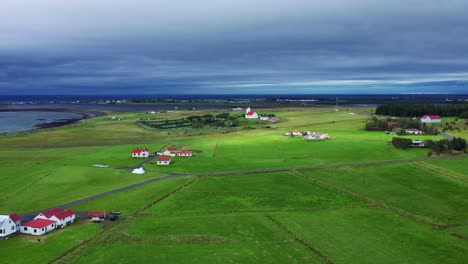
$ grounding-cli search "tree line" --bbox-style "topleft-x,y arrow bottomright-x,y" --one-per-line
375,104 -> 468,117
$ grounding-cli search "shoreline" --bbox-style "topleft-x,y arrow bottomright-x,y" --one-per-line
0,108 -> 107,134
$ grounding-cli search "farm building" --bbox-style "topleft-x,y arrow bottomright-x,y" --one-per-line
260,116 -> 269,121
20,219 -> 57,236
421,115 -> 442,123
148,110 -> 159,114
411,140 -> 426,147
35,208 -> 76,228
132,148 -> 149,158
157,156 -> 172,165
88,211 -> 106,222
245,107 -> 258,119
269,117 -> 280,123
0,214 -> 21,239
405,128 -> 422,135
285,130 -> 303,136
304,133 -> 330,140
157,149 -> 193,157
132,167 -> 145,174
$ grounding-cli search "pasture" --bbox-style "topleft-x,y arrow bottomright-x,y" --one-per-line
0,106 -> 467,263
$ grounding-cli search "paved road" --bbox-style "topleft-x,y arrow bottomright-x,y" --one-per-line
439,132 -> 454,140
134,155 -> 158,169
18,155 -> 458,219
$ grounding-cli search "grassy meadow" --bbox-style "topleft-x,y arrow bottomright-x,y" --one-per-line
0,106 -> 467,263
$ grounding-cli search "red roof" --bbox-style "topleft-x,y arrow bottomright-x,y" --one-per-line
246,111 -> 256,115
9,213 -> 21,222
422,115 -> 441,119
54,210 -> 75,220
41,208 -> 62,218
132,148 -> 149,154
22,219 -> 56,228
158,156 -> 171,161
88,211 -> 106,217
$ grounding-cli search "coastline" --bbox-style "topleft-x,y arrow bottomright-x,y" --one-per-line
0,108 -> 107,134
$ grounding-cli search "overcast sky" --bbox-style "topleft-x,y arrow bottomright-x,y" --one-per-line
1,0 -> 468,94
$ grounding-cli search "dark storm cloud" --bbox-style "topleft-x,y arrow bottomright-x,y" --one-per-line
1,0 -> 468,94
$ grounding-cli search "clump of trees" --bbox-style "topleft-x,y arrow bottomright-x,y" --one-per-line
426,137 -> 466,155
141,113 -> 246,130
392,137 -> 413,149
376,104 -> 468,117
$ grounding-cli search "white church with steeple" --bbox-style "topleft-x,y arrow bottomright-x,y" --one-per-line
245,107 -> 258,119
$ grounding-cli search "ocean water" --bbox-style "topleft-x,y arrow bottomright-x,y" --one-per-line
0,111 -> 84,133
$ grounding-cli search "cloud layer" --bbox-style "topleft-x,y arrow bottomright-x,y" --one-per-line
1,0 -> 468,94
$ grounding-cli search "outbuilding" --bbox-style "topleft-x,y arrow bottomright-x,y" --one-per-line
88,211 -> 106,222
132,148 -> 149,158
20,219 -> 57,236
157,156 -> 172,165
421,115 -> 442,123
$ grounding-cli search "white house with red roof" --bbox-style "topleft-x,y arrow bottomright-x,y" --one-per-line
35,208 -> 76,228
245,107 -> 258,119
304,132 -> 330,140
20,219 -> 57,236
421,115 -> 442,123
0,213 -> 21,238
132,148 -> 149,158
158,149 -> 193,157
157,156 -> 172,165
88,211 -> 106,222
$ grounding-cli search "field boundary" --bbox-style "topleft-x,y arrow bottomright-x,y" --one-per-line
412,161 -> 468,183
0,171 -> 54,202
137,177 -> 198,213
265,214 -> 334,264
291,171 -> 453,228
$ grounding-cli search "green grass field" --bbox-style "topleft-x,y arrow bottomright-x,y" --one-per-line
1,106 -> 467,263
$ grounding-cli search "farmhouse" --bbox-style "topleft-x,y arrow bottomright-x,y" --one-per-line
157,156 -> 172,165
88,211 -> 106,222
132,148 -> 149,158
157,149 -> 193,157
0,214 -> 21,239
20,219 -> 57,236
421,115 -> 442,123
405,128 -> 422,135
245,107 -> 259,119
35,208 -> 76,228
304,133 -> 330,140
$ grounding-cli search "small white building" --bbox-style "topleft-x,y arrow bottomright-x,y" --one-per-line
132,148 -> 149,158
21,219 -> 57,236
304,133 -> 330,140
245,107 -> 259,119
0,214 -> 21,239
421,115 -> 442,123
405,128 -> 422,135
132,167 -> 145,174
259,116 -> 269,121
157,156 -> 172,165
411,140 -> 426,147
269,117 -> 280,123
148,110 -> 159,114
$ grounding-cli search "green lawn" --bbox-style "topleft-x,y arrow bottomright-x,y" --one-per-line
274,208 -> 468,264
298,163 -> 468,223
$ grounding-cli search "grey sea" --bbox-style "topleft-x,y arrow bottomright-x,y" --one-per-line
0,111 -> 84,133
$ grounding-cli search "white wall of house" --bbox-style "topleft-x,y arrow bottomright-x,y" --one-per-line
132,151 -> 149,158
20,223 -> 56,236
157,160 -> 171,165
0,216 -> 17,238
36,215 -> 75,227
421,117 -> 441,123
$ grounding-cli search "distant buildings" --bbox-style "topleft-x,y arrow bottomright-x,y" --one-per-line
156,149 -> 193,157
245,107 -> 259,119
421,115 -> 442,123
132,148 -> 149,158
304,133 -> 330,140
405,128 -> 423,135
